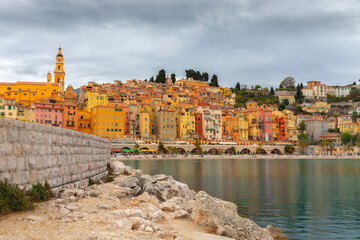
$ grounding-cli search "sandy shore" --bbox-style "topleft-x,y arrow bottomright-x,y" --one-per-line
113,154 -> 360,161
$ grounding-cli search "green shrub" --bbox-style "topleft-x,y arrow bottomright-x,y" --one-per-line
0,179 -> 33,215
27,181 -> 53,202
106,176 -> 114,182
107,163 -> 113,175
88,179 -> 96,186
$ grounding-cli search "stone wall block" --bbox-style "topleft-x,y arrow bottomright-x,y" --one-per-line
13,143 -> 22,156
21,144 -> 32,155
17,156 -> 26,170
0,117 -> 14,127
0,128 -> 7,142
0,142 -> 13,155
13,120 -> 25,129
0,155 -> 7,172
12,171 -> 22,185
7,156 -> 17,171
0,171 -> 11,181
21,171 -> 30,184
30,170 -> 38,184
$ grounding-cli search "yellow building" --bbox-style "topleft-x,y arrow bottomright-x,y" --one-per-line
221,87 -> 232,96
0,94 -> 5,117
25,106 -> 36,122
139,104 -> 155,138
0,47 -> 65,105
338,115 -> 352,125
246,111 -> 259,140
239,115 -> 248,141
3,98 -> 17,119
54,47 -> 65,99
339,123 -> 358,134
139,110 -> 150,139
283,110 -> 297,141
91,106 -> 125,139
177,107 -> 195,140
86,91 -> 108,112
279,94 -> 295,104
78,110 -> 92,134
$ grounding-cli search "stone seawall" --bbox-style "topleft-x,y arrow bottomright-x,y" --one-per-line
0,117 -> 110,189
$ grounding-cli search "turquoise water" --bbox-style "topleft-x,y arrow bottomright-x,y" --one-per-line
122,158 -> 360,240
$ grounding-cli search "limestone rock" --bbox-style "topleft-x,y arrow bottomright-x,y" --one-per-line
148,210 -> 164,222
189,232 -> 236,240
26,215 -> 45,222
115,219 -> 133,231
174,210 -> 189,218
266,225 -> 288,240
111,209 -> 146,218
110,161 -> 127,175
97,204 -> 110,210
160,197 -> 184,212
191,191 -> 273,240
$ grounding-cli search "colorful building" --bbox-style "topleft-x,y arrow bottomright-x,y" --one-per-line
91,105 -> 125,139
86,91 -> 108,112
63,104 -> 78,131
279,94 -> 295,104
33,102 -> 63,127
78,110 -> 92,134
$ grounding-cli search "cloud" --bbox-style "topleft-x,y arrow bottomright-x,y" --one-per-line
0,0 -> 360,88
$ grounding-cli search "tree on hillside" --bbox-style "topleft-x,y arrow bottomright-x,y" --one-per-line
341,132 -> 352,145
155,69 -> 166,83
235,82 -> 240,91
279,77 -> 295,89
171,73 -> 176,84
254,85 -> 261,90
348,87 -> 360,102
149,76 -> 154,82
295,84 -> 304,104
300,83 -> 304,89
352,111 -> 359,122
202,72 -> 209,82
270,87 -> 275,96
209,74 -> 219,87
298,121 -> 306,133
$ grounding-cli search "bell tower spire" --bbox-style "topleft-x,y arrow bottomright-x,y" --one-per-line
54,47 -> 65,99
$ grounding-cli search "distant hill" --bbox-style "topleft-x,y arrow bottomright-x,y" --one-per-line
74,88 -> 80,95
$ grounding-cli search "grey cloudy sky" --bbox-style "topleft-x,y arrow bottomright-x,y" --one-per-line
1,0 -> 360,88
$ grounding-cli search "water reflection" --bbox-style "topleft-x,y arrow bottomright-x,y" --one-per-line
123,158 -> 360,240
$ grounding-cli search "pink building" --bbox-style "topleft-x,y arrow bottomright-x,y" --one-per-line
33,102 -> 63,127
259,109 -> 273,142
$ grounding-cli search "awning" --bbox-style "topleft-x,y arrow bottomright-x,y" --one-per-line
141,149 -> 156,152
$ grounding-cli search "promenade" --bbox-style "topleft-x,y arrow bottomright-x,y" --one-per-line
113,154 -> 360,161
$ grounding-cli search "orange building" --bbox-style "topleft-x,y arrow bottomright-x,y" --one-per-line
63,104 -> 78,131
78,110 -> 92,134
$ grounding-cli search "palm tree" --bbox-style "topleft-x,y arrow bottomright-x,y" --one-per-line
328,144 -> 336,156
344,143 -> 354,155
134,143 -> 140,154
157,142 -> 166,154
194,139 -> 202,154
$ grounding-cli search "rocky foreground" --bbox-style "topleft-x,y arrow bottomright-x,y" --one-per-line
0,161 -> 287,240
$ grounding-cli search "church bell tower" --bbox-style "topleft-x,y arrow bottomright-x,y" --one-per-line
54,47 -> 65,99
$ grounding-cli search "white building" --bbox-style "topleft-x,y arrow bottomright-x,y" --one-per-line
334,86 -> 352,97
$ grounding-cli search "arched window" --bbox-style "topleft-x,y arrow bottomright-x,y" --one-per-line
58,65 -> 60,70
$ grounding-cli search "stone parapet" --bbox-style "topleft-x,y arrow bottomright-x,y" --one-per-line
0,117 -> 110,189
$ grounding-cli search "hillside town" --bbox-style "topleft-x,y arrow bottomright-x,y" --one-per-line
1,48 -> 360,155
